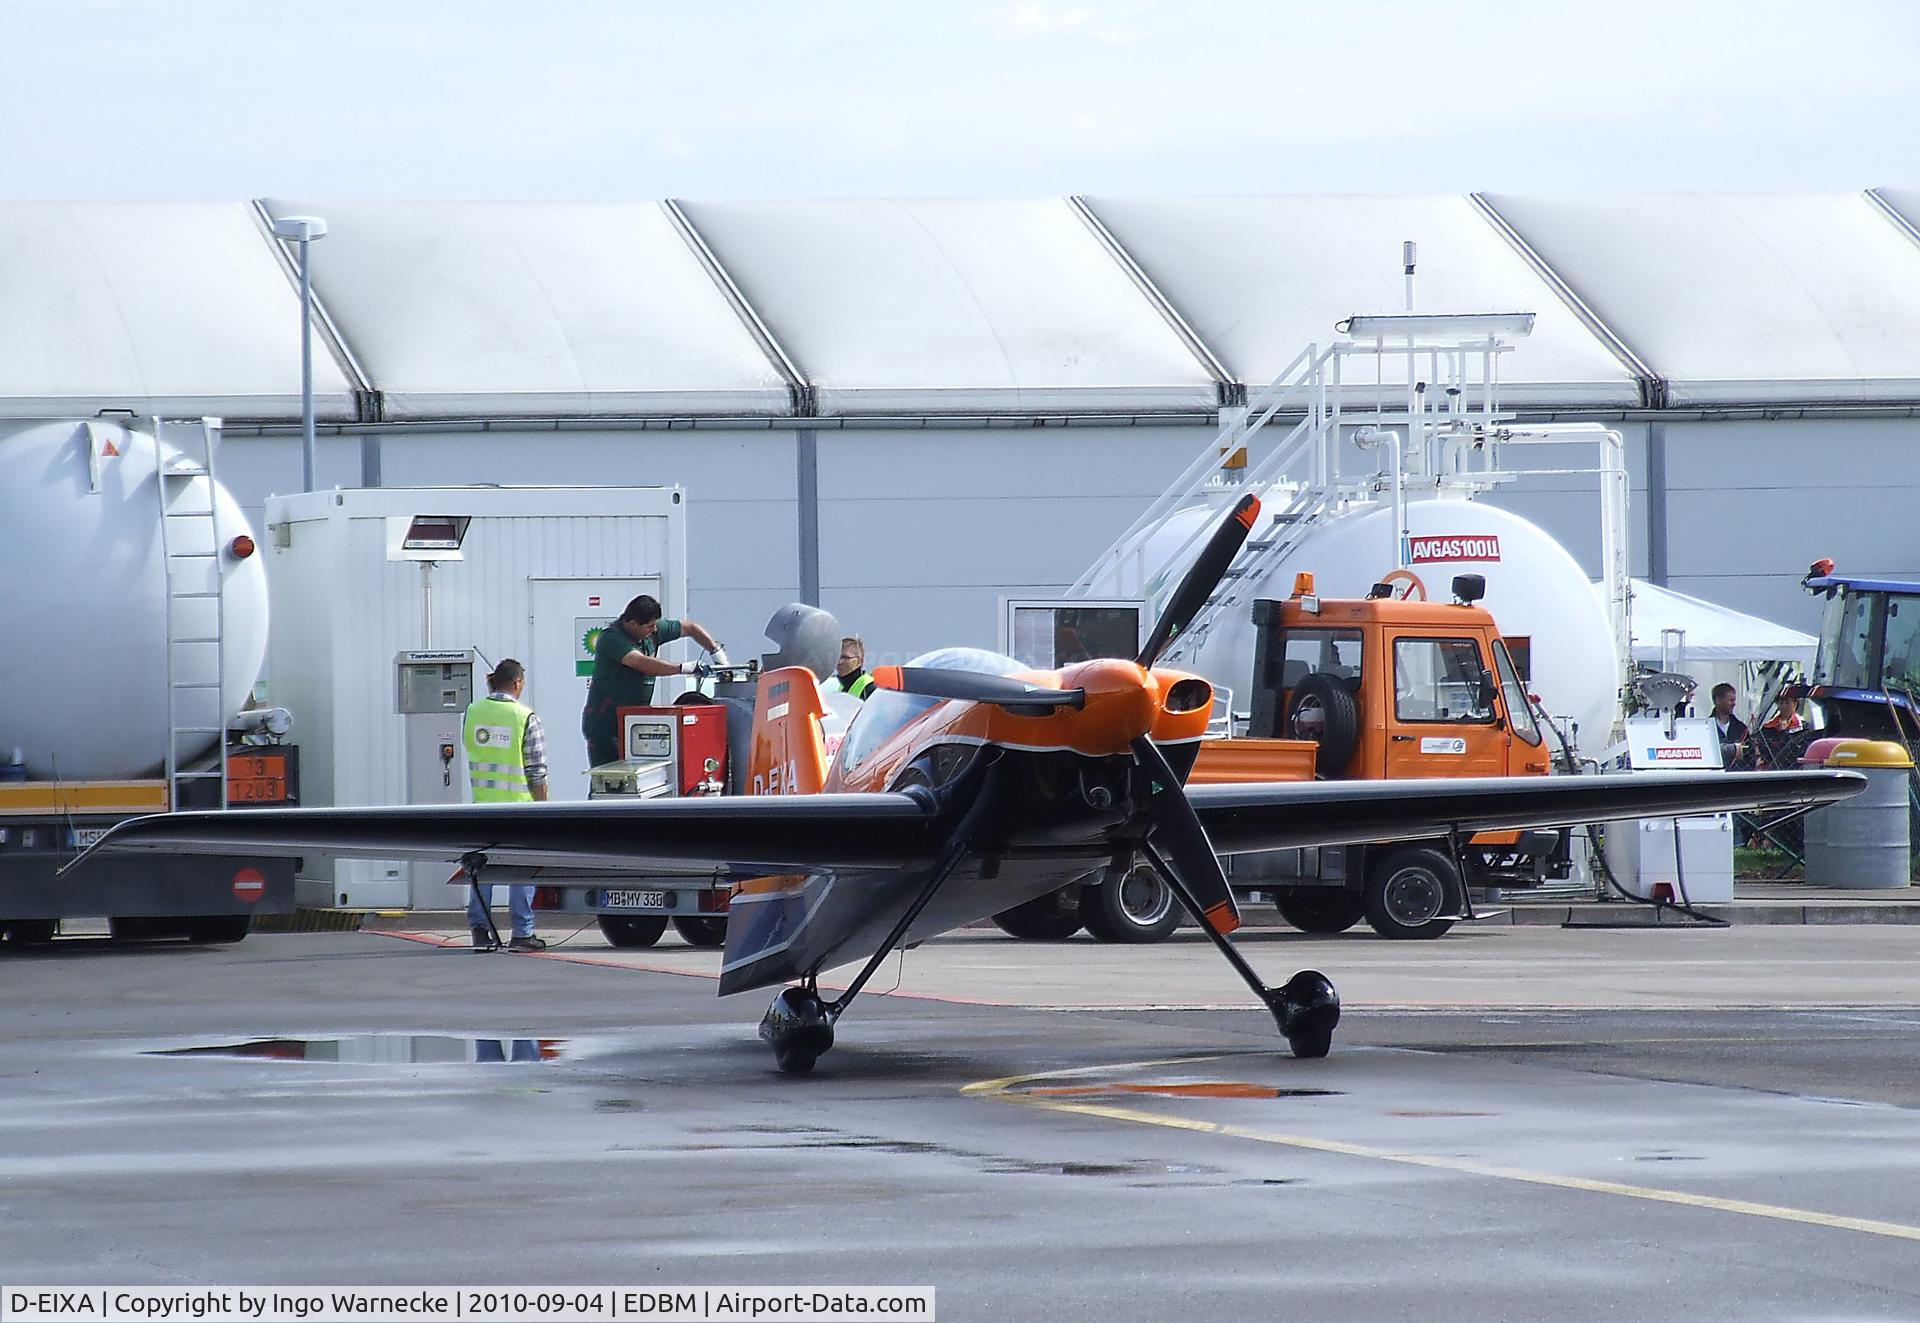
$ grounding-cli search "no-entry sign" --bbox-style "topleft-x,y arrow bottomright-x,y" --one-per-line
231,868 -> 266,904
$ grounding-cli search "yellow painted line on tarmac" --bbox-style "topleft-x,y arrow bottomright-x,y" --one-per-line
963,1058 -> 1920,1244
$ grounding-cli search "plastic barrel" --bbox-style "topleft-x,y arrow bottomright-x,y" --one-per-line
1801,739 -> 1913,889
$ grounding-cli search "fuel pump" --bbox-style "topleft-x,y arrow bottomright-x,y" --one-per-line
395,649 -> 475,906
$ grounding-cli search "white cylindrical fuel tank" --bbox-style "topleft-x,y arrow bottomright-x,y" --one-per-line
0,420 -> 269,780
1090,494 -> 1618,745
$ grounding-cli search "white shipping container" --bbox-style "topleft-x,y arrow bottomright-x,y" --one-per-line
264,486 -> 687,907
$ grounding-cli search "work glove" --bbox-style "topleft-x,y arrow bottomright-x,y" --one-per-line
679,660 -> 713,678
709,645 -> 730,667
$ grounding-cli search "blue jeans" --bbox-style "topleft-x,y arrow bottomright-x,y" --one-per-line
467,883 -> 535,939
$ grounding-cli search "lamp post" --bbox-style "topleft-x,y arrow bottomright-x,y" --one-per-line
270,215 -> 328,492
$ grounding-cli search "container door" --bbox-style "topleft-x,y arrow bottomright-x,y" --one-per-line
529,578 -> 660,801
1384,633 -> 1509,780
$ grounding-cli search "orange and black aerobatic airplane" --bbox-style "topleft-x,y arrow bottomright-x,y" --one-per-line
76,495 -> 1862,1073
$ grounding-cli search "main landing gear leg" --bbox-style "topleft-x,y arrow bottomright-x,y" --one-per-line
760,837 -> 973,1075
1139,841 -> 1340,1059
463,851 -> 503,954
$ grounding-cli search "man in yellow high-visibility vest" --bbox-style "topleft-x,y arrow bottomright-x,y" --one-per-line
463,658 -> 549,951
825,636 -> 876,700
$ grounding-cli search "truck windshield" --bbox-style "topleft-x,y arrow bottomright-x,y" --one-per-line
1881,595 -> 1920,696
1393,637 -> 1495,724
1814,590 -> 1876,690
1493,638 -> 1543,746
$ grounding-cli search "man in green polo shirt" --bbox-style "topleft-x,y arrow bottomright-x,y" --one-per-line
581,593 -> 725,768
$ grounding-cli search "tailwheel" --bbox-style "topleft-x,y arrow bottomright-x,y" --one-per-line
759,986 -> 836,1074
1272,969 -> 1340,1059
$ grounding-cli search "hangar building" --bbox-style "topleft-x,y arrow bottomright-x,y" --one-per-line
5,192 -> 1920,664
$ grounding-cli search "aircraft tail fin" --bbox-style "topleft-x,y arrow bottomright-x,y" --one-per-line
747,666 -> 832,796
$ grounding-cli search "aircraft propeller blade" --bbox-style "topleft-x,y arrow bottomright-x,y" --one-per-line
870,666 -> 1087,714
1136,492 -> 1262,669
1131,735 -> 1241,935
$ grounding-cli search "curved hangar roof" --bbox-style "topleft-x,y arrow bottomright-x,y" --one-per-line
0,192 -> 1917,422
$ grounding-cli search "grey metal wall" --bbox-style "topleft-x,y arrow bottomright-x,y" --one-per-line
211,413 -> 1920,678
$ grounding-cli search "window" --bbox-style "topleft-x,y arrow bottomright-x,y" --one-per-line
1493,639 -> 1542,746
1880,595 -> 1920,696
1270,628 -> 1364,694
1393,637 -> 1495,724
1814,590 -> 1875,690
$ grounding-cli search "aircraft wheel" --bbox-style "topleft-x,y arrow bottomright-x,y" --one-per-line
1362,847 -> 1459,940
991,889 -> 1084,940
774,1044 -> 819,1074
184,915 -> 251,944
1273,886 -> 1365,934
671,916 -> 727,948
5,919 -> 57,947
760,987 -> 835,1075
1276,969 -> 1340,1058
598,915 -> 668,948
1080,864 -> 1180,943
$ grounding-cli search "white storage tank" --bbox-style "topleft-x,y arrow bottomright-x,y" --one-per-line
1088,494 -> 1618,746
0,419 -> 269,780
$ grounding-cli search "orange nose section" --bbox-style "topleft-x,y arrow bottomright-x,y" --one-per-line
1063,658 -> 1156,756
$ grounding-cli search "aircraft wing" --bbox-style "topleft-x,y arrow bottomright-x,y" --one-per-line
69,794 -> 947,877
1189,769 -> 1862,856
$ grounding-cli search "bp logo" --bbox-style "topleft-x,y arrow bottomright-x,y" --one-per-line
582,626 -> 605,655
474,724 -> 511,747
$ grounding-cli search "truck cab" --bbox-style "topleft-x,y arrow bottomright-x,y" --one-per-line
1245,589 -> 1549,780
1804,567 -> 1920,743
1191,574 -> 1570,939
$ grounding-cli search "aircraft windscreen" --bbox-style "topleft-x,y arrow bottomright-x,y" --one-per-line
837,648 -> 1029,772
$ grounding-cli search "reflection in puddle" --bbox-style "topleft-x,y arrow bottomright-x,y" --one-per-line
151,1036 -> 567,1064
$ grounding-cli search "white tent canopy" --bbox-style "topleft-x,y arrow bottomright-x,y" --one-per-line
0,202 -> 356,421
1483,193 -> 1920,406
676,198 -> 1222,416
1617,578 -> 1818,664
1083,194 -> 1642,408
262,200 -> 793,420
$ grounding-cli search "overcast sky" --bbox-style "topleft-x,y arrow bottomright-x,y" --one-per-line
1,0 -> 1913,201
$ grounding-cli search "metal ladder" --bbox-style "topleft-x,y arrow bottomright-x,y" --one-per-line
153,417 -> 228,811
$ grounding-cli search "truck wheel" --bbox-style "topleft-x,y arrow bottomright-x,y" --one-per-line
1363,847 -> 1459,940
5,920 -> 56,947
1273,887 -> 1365,934
1080,864 -> 1180,943
184,915 -> 251,944
671,916 -> 728,948
1286,673 -> 1359,776
598,915 -> 668,948
991,889 -> 1084,940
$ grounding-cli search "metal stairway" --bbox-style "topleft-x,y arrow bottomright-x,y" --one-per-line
152,417 -> 229,811
1068,315 -> 1549,668
1069,342 -> 1349,663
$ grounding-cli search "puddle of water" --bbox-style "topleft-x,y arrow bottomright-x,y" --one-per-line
150,1036 -> 568,1064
